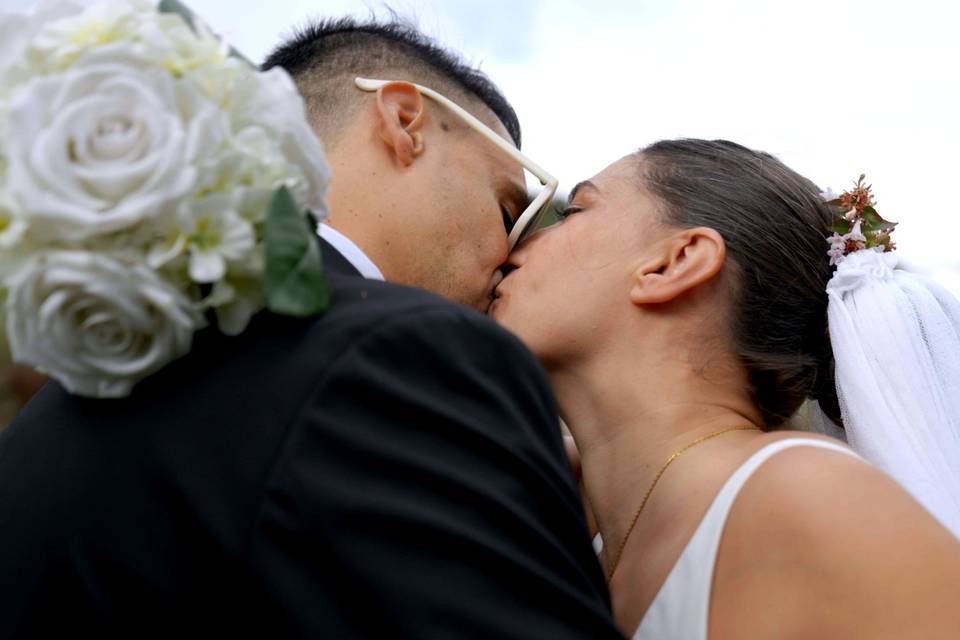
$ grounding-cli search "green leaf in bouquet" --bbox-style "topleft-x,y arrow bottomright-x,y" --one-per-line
264,186 -> 330,317
157,0 -> 195,29
830,219 -> 851,234
157,0 -> 256,68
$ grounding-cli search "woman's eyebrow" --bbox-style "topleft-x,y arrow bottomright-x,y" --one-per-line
567,180 -> 597,204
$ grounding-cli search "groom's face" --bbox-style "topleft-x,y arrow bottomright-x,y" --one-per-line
324,81 -> 526,310
429,119 -> 527,310
392,105 -> 528,311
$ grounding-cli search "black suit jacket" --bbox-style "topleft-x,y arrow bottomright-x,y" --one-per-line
0,239 -> 621,638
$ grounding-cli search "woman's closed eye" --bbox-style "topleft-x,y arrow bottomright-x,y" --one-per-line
556,206 -> 583,221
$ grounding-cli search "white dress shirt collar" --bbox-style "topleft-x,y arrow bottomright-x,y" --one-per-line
318,223 -> 384,281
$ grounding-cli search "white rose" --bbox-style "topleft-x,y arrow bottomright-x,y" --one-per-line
6,58 -> 229,243
0,1 -> 84,95
4,251 -> 205,398
228,67 -> 332,221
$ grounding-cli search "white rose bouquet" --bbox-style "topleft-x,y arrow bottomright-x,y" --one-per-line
0,0 -> 332,398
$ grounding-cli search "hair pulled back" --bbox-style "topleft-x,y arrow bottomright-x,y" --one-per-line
638,139 -> 841,428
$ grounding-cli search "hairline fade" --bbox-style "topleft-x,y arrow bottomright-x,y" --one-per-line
262,16 -> 521,149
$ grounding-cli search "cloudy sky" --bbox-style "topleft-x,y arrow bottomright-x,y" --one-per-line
5,0 -> 959,292
189,0 -> 960,288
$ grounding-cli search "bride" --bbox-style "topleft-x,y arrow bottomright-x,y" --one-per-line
491,139 -> 960,639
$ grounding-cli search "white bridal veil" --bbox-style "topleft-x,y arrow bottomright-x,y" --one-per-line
811,249 -> 960,538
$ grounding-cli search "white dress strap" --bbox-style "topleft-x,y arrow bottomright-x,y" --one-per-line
633,438 -> 859,640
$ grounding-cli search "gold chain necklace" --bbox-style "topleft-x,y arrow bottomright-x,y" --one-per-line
605,425 -> 762,583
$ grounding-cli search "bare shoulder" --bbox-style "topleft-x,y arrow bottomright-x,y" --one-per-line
735,431 -> 949,545
709,432 -> 960,639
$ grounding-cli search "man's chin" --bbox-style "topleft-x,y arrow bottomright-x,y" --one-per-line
455,290 -> 495,314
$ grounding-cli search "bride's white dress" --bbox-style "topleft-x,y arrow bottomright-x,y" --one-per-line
632,438 -> 859,640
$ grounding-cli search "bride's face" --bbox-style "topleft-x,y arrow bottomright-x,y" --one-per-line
491,155 -> 667,363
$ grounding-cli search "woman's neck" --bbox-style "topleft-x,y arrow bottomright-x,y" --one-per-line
548,346 -> 762,577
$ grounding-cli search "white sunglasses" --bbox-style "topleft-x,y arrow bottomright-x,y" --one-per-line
355,77 -> 559,249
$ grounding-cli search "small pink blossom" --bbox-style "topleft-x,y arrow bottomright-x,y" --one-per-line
827,233 -> 847,266
826,221 -> 868,266
846,220 -> 867,246
848,220 -> 866,240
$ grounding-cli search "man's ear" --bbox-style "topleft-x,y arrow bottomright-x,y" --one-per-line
629,227 -> 726,305
375,82 -> 426,167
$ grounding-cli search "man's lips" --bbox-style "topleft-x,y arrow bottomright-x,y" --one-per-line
487,268 -> 505,301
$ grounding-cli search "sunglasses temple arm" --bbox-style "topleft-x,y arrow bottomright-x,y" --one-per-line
356,77 -> 557,187
356,78 -> 559,249
508,180 -> 559,249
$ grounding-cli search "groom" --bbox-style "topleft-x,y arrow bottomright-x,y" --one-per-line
0,17 -> 619,639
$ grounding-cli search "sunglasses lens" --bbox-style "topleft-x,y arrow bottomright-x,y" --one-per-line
512,203 -> 551,246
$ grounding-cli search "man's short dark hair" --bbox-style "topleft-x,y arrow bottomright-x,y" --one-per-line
262,17 -> 521,149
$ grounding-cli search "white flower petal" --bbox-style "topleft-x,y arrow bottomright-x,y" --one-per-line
214,280 -> 263,336
218,213 -> 255,261
188,248 -> 225,283
147,234 -> 187,269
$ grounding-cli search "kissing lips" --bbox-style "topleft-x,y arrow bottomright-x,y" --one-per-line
487,269 -> 505,301
489,264 -> 518,308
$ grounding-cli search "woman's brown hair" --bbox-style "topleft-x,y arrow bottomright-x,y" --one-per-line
639,139 -> 841,428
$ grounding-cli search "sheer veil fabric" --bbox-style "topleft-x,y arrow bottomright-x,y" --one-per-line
820,249 -> 960,538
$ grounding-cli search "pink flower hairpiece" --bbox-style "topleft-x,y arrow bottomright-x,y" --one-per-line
824,174 -> 897,266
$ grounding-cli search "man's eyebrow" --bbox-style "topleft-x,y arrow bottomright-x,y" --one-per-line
567,180 -> 597,204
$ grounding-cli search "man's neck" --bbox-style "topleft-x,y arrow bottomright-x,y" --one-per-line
318,223 -> 384,280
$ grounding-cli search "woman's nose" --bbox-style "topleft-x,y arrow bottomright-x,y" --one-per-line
500,233 -> 535,278
502,240 -> 529,275
508,224 -> 551,263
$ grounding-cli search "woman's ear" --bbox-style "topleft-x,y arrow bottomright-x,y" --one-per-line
630,227 -> 726,305
375,82 -> 426,167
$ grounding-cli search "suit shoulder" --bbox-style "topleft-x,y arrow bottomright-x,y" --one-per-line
324,275 -> 532,356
